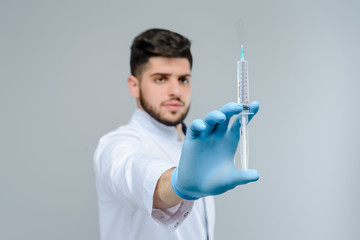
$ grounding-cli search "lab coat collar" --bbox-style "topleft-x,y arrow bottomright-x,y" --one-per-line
130,109 -> 184,142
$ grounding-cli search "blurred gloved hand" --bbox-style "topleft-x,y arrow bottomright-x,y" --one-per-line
171,101 -> 260,200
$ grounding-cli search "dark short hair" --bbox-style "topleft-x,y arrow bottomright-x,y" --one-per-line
130,28 -> 192,78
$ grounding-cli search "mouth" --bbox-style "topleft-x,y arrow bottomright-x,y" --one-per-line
162,101 -> 184,111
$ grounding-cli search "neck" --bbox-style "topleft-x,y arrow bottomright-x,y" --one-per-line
175,124 -> 184,141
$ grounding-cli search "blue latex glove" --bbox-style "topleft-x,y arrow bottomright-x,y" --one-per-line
171,101 -> 260,200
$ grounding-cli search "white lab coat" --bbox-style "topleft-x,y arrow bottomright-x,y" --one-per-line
94,109 -> 215,240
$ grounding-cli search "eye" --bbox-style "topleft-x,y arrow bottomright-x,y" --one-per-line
155,78 -> 165,83
179,77 -> 190,84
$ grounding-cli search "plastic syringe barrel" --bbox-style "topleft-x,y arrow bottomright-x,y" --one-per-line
237,59 -> 249,108
237,57 -> 250,169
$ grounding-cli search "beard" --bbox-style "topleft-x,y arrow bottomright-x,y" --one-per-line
139,90 -> 190,127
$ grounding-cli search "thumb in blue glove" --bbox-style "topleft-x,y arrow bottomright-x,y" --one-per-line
171,101 -> 260,200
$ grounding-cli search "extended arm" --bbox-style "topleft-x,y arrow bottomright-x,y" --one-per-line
153,168 -> 183,209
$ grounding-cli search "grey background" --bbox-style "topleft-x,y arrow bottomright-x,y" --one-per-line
1,0 -> 359,239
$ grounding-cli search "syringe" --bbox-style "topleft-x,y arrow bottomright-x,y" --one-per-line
237,45 -> 252,170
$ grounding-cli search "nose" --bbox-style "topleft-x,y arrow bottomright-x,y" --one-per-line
167,79 -> 181,98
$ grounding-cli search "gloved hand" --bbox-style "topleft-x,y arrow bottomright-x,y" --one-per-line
171,101 -> 260,200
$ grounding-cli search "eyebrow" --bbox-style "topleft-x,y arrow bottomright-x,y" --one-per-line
150,73 -> 192,77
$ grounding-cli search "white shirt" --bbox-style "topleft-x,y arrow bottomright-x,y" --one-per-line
94,109 -> 215,240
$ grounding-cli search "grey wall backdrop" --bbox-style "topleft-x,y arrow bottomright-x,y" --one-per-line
1,0 -> 359,239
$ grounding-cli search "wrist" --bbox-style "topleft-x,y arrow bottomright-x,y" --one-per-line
171,167 -> 199,200
153,168 -> 184,209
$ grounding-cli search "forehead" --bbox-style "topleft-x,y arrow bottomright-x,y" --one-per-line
142,57 -> 191,76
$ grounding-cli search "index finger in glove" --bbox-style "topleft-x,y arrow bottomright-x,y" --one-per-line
219,102 -> 243,118
248,101 -> 260,123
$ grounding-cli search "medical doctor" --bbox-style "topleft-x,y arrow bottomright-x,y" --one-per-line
93,28 -> 260,240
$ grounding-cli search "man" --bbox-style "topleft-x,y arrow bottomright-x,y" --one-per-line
93,28 -> 260,240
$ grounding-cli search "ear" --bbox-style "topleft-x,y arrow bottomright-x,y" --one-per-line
128,75 -> 140,98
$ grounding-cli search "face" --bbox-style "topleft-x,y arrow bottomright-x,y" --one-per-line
129,57 -> 192,126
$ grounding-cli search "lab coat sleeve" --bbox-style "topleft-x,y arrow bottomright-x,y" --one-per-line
94,135 -> 194,228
